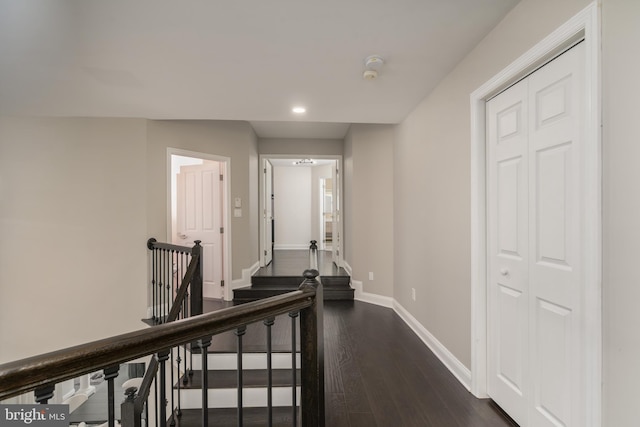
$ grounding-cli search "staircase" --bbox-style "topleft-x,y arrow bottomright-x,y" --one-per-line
233,248 -> 354,302
170,350 -> 301,426
167,312 -> 304,427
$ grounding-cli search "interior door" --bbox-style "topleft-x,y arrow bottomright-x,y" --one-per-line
176,162 -> 224,299
487,43 -> 584,427
332,162 -> 341,265
487,77 -> 530,425
263,159 -> 274,266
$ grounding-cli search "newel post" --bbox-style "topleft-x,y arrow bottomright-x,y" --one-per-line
309,240 -> 319,270
190,240 -> 203,317
299,269 -> 324,426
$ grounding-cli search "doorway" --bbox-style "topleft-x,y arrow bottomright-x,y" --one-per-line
168,149 -> 231,301
259,155 -> 343,268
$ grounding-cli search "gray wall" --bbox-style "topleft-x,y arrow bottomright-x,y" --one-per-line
344,124 -> 394,297
602,0 -> 640,424
0,117 -> 148,363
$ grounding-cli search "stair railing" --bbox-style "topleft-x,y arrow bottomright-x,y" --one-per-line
0,271 -> 325,427
146,238 -> 203,324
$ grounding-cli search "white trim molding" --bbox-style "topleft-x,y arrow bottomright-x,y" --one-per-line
273,244 -> 309,251
393,301 -> 472,390
229,261 -> 260,301
352,280 -> 394,308
469,2 -> 601,425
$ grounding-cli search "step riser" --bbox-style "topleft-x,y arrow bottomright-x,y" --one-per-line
234,288 -> 354,302
179,387 -> 300,409
190,353 -> 300,371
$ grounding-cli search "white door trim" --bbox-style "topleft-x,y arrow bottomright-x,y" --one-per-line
469,2 -> 601,425
166,147 -> 233,301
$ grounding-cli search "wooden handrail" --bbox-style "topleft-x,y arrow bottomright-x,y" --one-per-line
146,238 -> 194,254
0,289 -> 315,401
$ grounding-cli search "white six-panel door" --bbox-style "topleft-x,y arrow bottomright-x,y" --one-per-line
176,162 -> 224,299
487,42 -> 585,427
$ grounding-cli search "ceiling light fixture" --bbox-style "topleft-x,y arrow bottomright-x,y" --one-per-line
292,158 -> 316,165
292,106 -> 306,114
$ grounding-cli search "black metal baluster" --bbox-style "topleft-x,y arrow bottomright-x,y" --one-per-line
156,248 -> 161,323
158,249 -> 164,323
104,365 -> 120,427
183,291 -> 191,383
151,247 -> 157,321
176,347 -> 182,419
164,249 -> 170,323
235,325 -> 247,427
188,253 -> 194,379
161,249 -> 166,323
264,317 -> 275,427
156,249 -> 164,323
158,350 -> 170,427
34,385 -> 55,405
154,373 -> 159,427
170,347 -> 176,426
289,311 -> 299,427
198,336 -> 212,427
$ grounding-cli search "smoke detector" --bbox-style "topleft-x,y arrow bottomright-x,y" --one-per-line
365,55 -> 384,70
363,55 -> 384,80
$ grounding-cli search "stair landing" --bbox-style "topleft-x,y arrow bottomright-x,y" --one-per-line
233,250 -> 354,302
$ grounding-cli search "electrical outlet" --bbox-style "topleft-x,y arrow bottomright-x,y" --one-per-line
412,288 -> 416,301
369,272 -> 374,281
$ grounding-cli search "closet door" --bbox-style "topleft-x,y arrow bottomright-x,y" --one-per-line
487,42 -> 585,427
487,78 -> 530,426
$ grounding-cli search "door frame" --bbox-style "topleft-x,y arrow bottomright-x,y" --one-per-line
469,2 -> 601,425
259,154 -> 344,268
167,147 -> 232,301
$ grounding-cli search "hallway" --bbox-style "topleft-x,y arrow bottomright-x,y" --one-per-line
323,301 -> 516,426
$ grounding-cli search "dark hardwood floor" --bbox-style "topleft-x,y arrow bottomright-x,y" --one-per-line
198,298 -> 517,427
322,301 -> 518,427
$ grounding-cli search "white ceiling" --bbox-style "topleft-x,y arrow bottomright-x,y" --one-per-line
0,0 -> 519,139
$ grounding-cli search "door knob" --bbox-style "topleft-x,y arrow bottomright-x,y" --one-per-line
178,233 -> 188,239
500,268 -> 509,276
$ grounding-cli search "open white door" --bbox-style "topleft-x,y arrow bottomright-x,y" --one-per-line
332,162 -> 341,265
176,162 -> 224,299
263,159 -> 273,266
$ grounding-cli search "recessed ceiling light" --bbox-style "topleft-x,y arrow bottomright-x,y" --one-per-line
292,106 -> 306,114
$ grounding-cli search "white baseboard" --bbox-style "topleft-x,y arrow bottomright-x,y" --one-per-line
343,261 -> 353,276
230,261 -> 260,292
392,301 -> 471,391
352,280 -> 394,308
273,244 -> 309,250
146,303 -> 169,320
